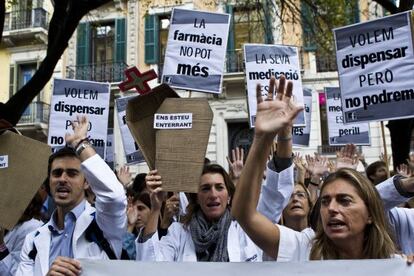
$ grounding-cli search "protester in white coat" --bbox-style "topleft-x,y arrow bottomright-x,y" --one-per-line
136,160 -> 293,262
16,116 -> 127,276
376,174 -> 414,254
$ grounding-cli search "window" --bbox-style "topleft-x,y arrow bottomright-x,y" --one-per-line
227,122 -> 254,160
144,14 -> 171,66
75,18 -> 126,82
226,3 -> 272,72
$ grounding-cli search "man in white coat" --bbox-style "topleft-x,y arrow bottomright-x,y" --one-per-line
16,116 -> 127,276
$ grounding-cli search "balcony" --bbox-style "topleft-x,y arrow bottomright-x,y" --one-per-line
2,8 -> 49,46
16,101 -> 50,142
66,61 -> 128,83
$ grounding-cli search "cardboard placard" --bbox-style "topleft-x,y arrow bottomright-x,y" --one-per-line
155,98 -> 213,193
0,131 -> 51,229
125,84 -> 179,170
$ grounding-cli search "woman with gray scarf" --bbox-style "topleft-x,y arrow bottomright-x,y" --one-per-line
135,163 -> 261,262
135,154 -> 294,262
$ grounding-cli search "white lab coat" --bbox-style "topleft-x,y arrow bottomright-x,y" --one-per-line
136,165 -> 294,262
16,154 -> 127,276
0,219 -> 43,276
377,176 -> 414,254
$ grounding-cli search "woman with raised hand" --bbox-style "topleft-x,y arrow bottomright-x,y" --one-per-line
136,164 -> 262,262
232,76 -> 397,261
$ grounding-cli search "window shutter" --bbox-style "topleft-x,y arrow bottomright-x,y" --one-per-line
144,14 -> 159,64
301,2 -> 316,51
76,22 -> 90,65
263,1 -> 274,44
9,65 -> 15,98
225,4 -> 234,52
115,18 -> 126,63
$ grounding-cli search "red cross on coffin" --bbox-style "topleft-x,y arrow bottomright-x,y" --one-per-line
118,66 -> 158,95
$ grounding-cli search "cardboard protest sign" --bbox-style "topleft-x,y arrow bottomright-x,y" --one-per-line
293,88 -> 313,147
126,84 -> 179,170
48,79 -> 110,158
334,11 -> 414,123
116,96 -> 145,164
325,87 -> 370,146
105,128 -> 114,169
155,98 -> 213,193
161,8 -> 230,94
0,131 -> 51,229
244,44 -> 305,128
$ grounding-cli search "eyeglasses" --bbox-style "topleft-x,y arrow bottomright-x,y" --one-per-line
291,192 -> 307,199
51,168 -> 80,178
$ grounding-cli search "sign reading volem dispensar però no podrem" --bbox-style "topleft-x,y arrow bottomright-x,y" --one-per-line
48,78 -> 110,158
334,11 -> 414,123
325,87 -> 370,146
162,8 -> 230,94
244,44 -> 305,128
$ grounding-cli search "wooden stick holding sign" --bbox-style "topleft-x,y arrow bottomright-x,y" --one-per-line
380,121 -> 390,178
155,98 -> 213,193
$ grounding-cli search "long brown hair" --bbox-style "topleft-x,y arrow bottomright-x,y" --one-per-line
309,168 -> 395,259
182,164 -> 235,226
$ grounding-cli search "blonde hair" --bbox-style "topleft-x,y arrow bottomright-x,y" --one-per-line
309,168 -> 395,259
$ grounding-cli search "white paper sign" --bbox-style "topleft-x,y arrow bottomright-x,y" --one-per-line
244,44 -> 305,128
161,8 -> 230,94
0,155 -> 8,169
334,11 -> 414,123
80,259 -> 414,276
115,96 -> 145,164
105,128 -> 114,169
154,113 -> 193,129
293,88 -> 312,147
325,87 -> 370,146
48,79 -> 110,158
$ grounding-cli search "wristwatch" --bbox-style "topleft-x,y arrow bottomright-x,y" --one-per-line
75,141 -> 92,156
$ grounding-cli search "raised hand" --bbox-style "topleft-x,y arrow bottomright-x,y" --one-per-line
226,147 -> 244,183
145,170 -> 166,211
305,153 -> 329,177
397,163 -> 412,178
336,144 -> 359,170
161,193 -> 180,229
254,76 -> 303,140
117,165 -> 132,187
65,115 -> 89,148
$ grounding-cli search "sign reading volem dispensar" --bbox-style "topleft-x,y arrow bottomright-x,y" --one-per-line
334,11 -> 414,123
244,44 -> 305,128
48,78 -> 110,158
325,87 -> 370,146
162,8 -> 230,94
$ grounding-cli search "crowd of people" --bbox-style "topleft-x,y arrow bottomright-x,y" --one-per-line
1,76 -> 414,275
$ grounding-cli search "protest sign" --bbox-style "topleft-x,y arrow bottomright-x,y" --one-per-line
48,79 -> 110,158
244,44 -> 305,128
116,96 -> 145,164
105,128 -> 114,169
0,131 -> 50,229
126,84 -> 179,170
334,11 -> 414,123
325,87 -> 370,146
155,98 -> 213,193
293,88 -> 312,147
161,8 -> 230,94
80,259 -> 414,276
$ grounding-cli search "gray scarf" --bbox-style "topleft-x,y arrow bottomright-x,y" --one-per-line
189,208 -> 232,262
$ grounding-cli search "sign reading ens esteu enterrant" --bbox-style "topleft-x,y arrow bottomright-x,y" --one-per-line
334,11 -> 414,123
